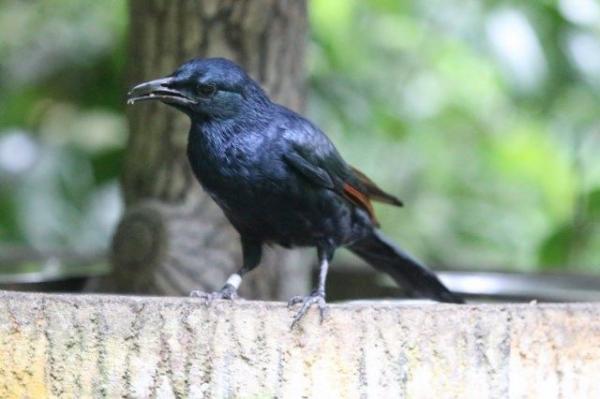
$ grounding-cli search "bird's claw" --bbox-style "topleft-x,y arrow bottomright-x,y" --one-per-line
287,295 -> 305,308
190,284 -> 238,302
288,291 -> 328,329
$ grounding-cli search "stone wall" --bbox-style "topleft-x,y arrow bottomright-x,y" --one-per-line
0,291 -> 598,398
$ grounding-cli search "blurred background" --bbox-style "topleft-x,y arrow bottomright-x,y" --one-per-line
0,0 -> 599,297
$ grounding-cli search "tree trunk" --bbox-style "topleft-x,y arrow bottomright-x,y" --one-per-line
101,0 -> 309,299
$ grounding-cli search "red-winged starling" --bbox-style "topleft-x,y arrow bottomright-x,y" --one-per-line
127,57 -> 463,328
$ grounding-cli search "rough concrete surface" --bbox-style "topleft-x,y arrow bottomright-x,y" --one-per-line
0,291 -> 599,398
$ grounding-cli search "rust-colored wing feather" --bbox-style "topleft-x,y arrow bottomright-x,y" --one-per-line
342,182 -> 379,227
341,167 -> 403,227
350,166 -> 403,207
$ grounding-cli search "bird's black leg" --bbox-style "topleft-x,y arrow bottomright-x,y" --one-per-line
288,244 -> 334,329
190,237 -> 262,301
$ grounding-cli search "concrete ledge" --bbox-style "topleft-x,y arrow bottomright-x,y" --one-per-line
0,291 -> 599,398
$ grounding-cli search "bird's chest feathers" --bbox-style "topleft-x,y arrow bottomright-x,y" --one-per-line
187,128 -> 272,203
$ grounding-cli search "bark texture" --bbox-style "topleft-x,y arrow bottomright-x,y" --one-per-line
105,0 -> 309,299
2,292 -> 600,398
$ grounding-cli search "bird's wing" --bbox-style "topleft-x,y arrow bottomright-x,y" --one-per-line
282,151 -> 334,189
284,144 -> 380,225
280,118 -> 400,226
349,166 -> 403,207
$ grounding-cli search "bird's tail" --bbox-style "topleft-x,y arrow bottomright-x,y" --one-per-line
347,230 -> 464,303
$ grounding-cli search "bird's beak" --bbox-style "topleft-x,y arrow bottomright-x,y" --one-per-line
127,77 -> 195,106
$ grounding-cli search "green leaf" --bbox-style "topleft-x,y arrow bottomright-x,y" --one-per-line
91,148 -> 124,184
585,189 -> 600,220
538,224 -> 573,269
0,186 -> 25,243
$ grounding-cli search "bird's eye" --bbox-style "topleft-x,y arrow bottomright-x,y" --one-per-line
196,83 -> 217,98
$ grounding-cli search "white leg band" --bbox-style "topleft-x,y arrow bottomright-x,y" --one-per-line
225,273 -> 242,290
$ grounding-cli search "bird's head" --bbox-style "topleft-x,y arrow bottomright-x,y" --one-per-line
127,57 -> 269,120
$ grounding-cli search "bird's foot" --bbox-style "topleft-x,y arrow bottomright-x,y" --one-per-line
288,291 -> 328,329
190,283 -> 238,302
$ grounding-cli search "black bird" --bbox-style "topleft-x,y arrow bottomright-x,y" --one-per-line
127,58 -> 463,327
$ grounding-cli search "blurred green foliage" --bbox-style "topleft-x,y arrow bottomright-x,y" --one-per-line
0,1 -> 126,256
308,0 -> 600,270
0,0 -> 598,274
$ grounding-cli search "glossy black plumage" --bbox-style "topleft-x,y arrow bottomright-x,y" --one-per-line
128,57 -> 463,326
